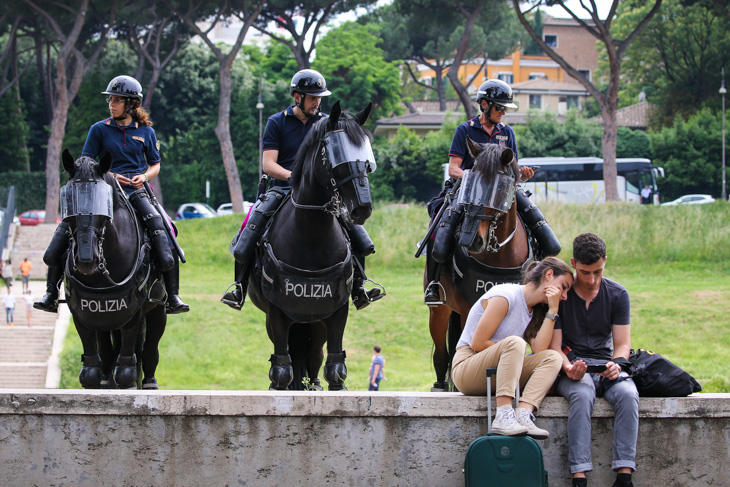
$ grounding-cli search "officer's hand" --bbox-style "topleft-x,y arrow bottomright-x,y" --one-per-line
519,166 -> 538,181
131,174 -> 147,189
115,173 -> 132,187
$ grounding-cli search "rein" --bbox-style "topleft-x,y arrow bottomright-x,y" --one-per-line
290,141 -> 343,217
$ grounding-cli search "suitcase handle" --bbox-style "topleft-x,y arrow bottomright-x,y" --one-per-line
486,367 -> 520,434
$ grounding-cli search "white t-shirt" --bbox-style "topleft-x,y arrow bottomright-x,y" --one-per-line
2,293 -> 15,309
456,283 -> 532,349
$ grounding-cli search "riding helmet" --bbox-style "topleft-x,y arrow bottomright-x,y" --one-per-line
290,69 -> 331,97
475,79 -> 517,109
102,75 -> 143,100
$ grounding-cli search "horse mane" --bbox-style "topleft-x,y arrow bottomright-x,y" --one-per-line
471,143 -> 519,182
69,155 -> 126,206
290,111 -> 372,185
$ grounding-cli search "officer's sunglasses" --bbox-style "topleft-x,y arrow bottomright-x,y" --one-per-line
493,105 -> 508,113
106,96 -> 126,105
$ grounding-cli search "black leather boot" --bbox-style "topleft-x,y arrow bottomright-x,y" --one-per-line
221,261 -> 249,311
163,257 -> 189,314
424,256 -> 444,306
129,189 -> 174,272
351,255 -> 384,310
516,187 -> 561,257
34,264 -> 64,313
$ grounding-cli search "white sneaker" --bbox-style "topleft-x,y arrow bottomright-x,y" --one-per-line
491,406 -> 529,436
515,407 -> 550,439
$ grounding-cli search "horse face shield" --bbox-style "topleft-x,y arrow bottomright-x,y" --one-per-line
457,169 -> 516,249
61,181 -> 113,266
324,130 -> 376,208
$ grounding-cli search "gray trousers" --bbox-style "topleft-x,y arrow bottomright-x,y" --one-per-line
556,362 -> 639,474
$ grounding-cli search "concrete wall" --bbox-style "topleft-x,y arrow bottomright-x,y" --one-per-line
1,390 -> 728,487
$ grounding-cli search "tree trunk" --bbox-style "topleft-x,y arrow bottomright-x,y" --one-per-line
215,65 -> 244,212
434,67 -> 447,112
44,61 -> 70,223
601,102 -> 619,202
448,70 -> 475,119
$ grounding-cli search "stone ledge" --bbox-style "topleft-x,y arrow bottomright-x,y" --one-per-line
1,389 -> 728,418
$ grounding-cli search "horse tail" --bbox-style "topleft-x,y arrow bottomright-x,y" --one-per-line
447,311 -> 462,387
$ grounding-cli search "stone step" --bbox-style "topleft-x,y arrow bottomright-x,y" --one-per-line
8,223 -> 58,280
0,327 -> 55,362
0,364 -> 47,388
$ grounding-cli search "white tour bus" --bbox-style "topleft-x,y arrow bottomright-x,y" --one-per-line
517,156 -> 664,204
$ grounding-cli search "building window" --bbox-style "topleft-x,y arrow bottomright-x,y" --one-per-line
566,95 -> 579,109
529,73 -> 546,80
544,35 -> 557,48
497,72 -> 513,84
529,95 -> 542,109
578,69 -> 591,81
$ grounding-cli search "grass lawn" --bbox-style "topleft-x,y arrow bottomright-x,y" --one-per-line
59,201 -> 730,392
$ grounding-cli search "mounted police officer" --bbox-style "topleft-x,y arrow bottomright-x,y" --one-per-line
35,75 -> 189,315
423,79 -> 561,305
221,69 -> 383,311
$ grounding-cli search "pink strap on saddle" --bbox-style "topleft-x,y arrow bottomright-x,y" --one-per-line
239,205 -> 255,231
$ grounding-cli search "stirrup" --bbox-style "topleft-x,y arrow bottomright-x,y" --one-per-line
424,280 -> 446,307
220,282 -> 244,310
354,278 -> 386,310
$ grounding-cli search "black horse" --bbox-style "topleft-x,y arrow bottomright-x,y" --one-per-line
248,101 -> 376,391
60,149 -> 168,389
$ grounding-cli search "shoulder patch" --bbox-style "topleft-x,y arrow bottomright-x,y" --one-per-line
495,135 -> 508,141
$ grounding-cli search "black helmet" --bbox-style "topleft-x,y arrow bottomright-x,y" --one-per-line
102,75 -> 143,100
475,79 -> 517,109
290,69 -> 331,97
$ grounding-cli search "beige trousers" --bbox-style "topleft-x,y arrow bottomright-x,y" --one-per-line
452,335 -> 561,410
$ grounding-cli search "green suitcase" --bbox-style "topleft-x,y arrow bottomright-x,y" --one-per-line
463,368 -> 548,486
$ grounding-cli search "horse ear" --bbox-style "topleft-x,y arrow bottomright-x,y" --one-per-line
327,100 -> 342,131
99,151 -> 113,174
62,149 -> 75,176
500,148 -> 514,167
466,136 -> 483,158
354,102 -> 373,126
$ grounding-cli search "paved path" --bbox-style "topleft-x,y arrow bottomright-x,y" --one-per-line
0,223 -> 69,389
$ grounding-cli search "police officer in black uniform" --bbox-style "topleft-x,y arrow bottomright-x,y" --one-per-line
35,75 -> 189,314
221,69 -> 383,311
423,79 -> 561,305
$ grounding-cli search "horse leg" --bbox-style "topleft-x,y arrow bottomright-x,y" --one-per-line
305,322 -> 326,391
288,324 -> 310,391
429,305 -> 452,391
267,308 -> 293,390
74,321 -> 104,389
95,331 -> 115,388
140,305 -> 167,389
323,305 -> 349,391
113,313 -> 143,389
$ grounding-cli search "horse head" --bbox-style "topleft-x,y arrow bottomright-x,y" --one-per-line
61,149 -> 114,276
291,101 -> 376,225
459,137 -> 519,254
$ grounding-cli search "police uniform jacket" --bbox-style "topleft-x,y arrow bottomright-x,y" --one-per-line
449,116 -> 519,170
262,105 -> 327,187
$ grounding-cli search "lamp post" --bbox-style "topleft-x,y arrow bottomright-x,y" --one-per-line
720,67 -> 727,202
256,78 -> 264,180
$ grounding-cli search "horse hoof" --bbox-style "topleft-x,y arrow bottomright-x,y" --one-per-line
79,367 -> 103,389
114,354 -> 138,389
324,360 -> 348,388
142,378 -> 159,390
268,354 -> 293,390
430,381 -> 450,392
328,383 -> 348,391
307,379 -> 324,391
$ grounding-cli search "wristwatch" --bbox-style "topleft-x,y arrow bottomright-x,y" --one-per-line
545,312 -> 558,321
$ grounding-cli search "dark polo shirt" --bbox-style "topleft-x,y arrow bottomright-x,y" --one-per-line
556,277 -> 631,361
448,116 -> 519,170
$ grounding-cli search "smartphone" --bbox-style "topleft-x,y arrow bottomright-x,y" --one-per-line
586,364 -> 608,373
521,165 -> 540,172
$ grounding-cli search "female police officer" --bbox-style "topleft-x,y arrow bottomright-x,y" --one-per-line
35,75 -> 189,314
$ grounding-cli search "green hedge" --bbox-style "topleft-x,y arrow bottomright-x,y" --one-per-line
0,172 -> 50,213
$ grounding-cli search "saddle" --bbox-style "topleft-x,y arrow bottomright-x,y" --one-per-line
253,195 -> 354,323
63,183 -> 163,330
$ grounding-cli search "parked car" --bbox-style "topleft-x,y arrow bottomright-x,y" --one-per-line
660,194 -> 716,206
216,201 -> 254,216
18,210 -> 60,225
175,202 -> 217,220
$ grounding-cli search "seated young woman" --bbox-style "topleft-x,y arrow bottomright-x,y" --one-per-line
452,256 -> 573,439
